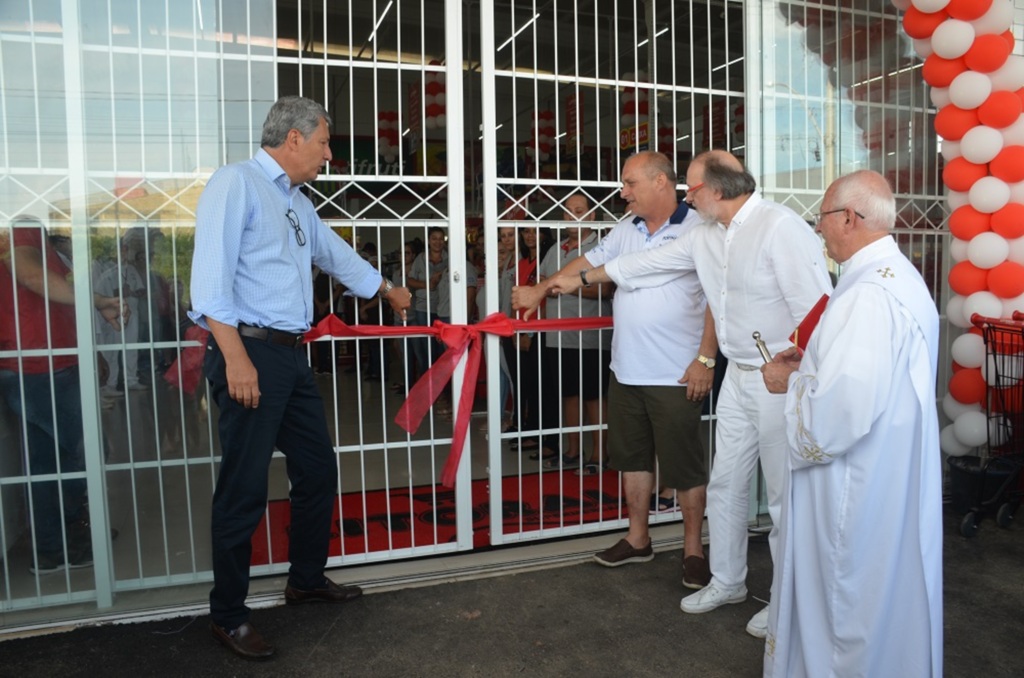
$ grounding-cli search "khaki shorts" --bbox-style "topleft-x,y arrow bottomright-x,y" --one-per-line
607,373 -> 707,490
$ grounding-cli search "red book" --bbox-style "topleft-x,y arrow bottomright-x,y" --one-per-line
790,293 -> 829,351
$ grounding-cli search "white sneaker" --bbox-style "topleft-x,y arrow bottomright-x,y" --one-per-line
680,581 -> 747,614
126,381 -> 148,391
100,385 -> 122,398
746,604 -> 769,638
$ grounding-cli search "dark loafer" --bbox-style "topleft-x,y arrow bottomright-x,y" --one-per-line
284,578 -> 364,605
210,621 -> 275,661
683,555 -> 711,590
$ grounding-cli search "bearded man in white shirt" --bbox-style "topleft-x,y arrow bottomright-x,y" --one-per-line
760,170 -> 942,677
541,150 -> 833,638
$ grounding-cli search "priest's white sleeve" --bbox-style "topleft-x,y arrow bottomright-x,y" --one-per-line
785,286 -> 902,470
604,234 -> 694,291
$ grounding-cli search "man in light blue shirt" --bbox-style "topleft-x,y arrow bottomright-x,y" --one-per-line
189,95 -> 411,661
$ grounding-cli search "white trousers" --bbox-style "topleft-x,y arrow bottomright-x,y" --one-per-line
707,361 -> 788,590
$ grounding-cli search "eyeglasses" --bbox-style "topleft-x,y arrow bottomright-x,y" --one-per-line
286,209 -> 306,246
812,207 -> 865,226
682,182 -> 705,197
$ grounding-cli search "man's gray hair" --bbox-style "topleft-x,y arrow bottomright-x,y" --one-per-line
829,171 -> 896,233
261,96 -> 332,148
700,153 -> 757,199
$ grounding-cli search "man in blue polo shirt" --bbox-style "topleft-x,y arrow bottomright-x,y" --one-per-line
514,151 -> 717,589
190,96 -> 411,661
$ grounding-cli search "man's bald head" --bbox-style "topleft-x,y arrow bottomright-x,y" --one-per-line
691,150 -> 756,199
826,170 -> 895,234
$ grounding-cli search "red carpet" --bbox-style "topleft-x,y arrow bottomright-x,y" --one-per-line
251,471 -> 626,565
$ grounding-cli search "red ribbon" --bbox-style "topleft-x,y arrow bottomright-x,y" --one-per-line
306,312 -> 613,487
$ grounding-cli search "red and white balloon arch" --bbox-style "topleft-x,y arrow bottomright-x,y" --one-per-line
894,0 -> 1024,454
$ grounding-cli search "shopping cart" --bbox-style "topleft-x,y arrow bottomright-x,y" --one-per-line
954,313 -> 1024,537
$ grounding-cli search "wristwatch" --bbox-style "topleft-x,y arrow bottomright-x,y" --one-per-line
580,269 -> 592,287
378,278 -> 395,300
697,354 -> 716,369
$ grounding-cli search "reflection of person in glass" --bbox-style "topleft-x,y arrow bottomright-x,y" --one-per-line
0,215 -> 126,575
189,96 -> 411,661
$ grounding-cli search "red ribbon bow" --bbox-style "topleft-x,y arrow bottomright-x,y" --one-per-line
307,312 -> 612,487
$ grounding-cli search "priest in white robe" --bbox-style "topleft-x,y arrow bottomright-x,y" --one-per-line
760,170 -> 942,678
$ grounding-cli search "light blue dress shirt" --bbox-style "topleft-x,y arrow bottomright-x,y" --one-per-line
189,149 -> 381,332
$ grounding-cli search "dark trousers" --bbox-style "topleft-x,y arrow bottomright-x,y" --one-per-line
205,336 -> 337,629
0,366 -> 87,555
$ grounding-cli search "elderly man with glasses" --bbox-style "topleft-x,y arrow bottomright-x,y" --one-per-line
189,96 -> 411,661
535,150 -> 833,641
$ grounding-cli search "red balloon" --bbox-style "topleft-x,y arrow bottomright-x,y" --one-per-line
638,100 -> 649,115
623,100 -> 636,115
965,34 -> 1013,73
943,157 -> 989,192
1016,88 -> 1024,110
991,203 -> 1024,239
949,368 -> 987,406
425,81 -> 443,96
903,6 -> 948,40
951,361 -> 965,373
978,91 -> 1022,129
949,205 -> 992,241
425,103 -> 441,117
934,105 -> 980,141
922,54 -> 968,88
949,261 -> 991,296
989,145 -> 1024,183
1002,30 -> 1016,52
947,0 -> 992,22
988,261 -> 1024,298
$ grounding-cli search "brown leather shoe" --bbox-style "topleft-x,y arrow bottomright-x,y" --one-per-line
284,578 -> 364,605
210,621 -> 275,661
683,555 -> 711,590
592,538 -> 654,567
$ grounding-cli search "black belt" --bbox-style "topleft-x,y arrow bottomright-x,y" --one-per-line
238,323 -> 305,348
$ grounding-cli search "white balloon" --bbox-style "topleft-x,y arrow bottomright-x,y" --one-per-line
910,0 -> 949,12
964,290 -> 1004,323
933,20 -> 976,60
953,411 -> 989,447
622,90 -> 635,104
435,113 -> 446,127
384,154 -> 397,164
952,332 -> 987,368
424,94 -> 436,106
949,71 -> 992,110
424,72 -> 437,84
436,73 -> 446,86
943,391 -> 982,421
1002,291 -> 1024,317
941,424 -> 972,456
436,93 -> 446,107
621,114 -> 635,127
1001,115 -> 1024,145
1009,236 -> 1024,264
984,352 -> 1002,386
913,37 -> 934,59
961,126 -> 1004,164
947,189 -> 970,211
425,116 -> 437,130
948,294 -> 972,328
930,86 -> 952,109
1009,181 -> 1024,205
950,237 -> 969,262
969,176 -> 1011,213
972,0 -> 1014,35
941,138 -> 961,162
967,231 -> 1010,268
989,54 -> 1024,92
